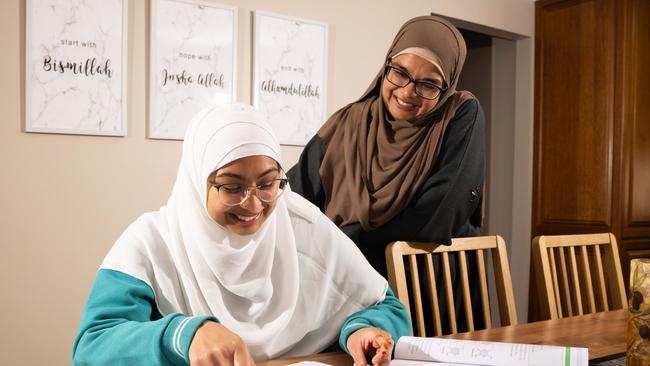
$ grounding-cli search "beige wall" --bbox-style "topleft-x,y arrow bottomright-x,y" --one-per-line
432,0 -> 533,37
0,1 -> 533,364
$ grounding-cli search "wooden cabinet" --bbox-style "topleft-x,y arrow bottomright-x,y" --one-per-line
530,0 -> 650,321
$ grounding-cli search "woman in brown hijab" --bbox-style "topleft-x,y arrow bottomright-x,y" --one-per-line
287,15 -> 485,332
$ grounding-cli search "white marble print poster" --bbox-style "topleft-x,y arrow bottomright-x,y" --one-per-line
26,0 -> 127,136
149,0 -> 236,140
253,12 -> 328,146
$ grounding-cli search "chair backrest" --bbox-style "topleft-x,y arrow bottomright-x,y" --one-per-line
385,235 -> 517,336
532,232 -> 627,320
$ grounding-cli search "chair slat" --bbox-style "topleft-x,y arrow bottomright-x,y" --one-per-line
569,246 -> 583,315
593,244 -> 609,311
607,234 -> 628,308
476,249 -> 492,328
492,236 -> 517,326
549,248 -> 563,317
402,239 -> 495,253
539,233 -> 611,247
385,242 -> 410,319
580,246 -> 596,312
409,254 -> 426,336
459,251 -> 474,331
558,247 -> 573,317
442,252 -> 457,334
425,254 -> 443,336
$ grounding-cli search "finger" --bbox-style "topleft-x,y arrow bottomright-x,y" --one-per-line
214,351 -> 235,366
372,340 -> 391,365
348,340 -> 369,366
246,351 -> 256,366
372,334 -> 393,353
373,354 -> 391,366
191,351 -> 222,366
233,346 -> 255,366
371,334 -> 393,365
371,349 -> 390,366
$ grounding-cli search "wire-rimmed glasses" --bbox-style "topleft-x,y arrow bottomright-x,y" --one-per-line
212,178 -> 288,206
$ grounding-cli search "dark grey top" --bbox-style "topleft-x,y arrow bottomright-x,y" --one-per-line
288,99 -> 485,277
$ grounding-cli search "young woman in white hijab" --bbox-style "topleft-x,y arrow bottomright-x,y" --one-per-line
73,103 -> 410,366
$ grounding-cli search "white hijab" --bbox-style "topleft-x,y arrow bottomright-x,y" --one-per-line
101,103 -> 387,360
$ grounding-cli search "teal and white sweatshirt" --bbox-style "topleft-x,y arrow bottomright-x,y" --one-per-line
72,269 -> 411,366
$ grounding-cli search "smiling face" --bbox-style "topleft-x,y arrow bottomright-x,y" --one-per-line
206,155 -> 282,236
381,53 -> 445,122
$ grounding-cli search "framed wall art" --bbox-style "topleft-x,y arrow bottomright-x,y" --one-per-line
25,0 -> 128,136
253,11 -> 328,146
149,0 -> 237,140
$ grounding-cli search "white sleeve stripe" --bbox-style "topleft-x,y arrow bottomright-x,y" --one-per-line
173,316 -> 193,359
343,322 -> 367,331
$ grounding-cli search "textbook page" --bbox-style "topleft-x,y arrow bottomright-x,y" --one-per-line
391,360 -> 482,366
393,336 -> 589,366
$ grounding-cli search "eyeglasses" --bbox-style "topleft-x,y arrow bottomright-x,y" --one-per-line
384,63 -> 446,100
212,178 -> 288,206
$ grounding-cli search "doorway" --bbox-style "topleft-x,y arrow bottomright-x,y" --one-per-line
436,15 -> 534,322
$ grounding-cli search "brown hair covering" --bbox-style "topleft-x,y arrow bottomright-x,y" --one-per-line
317,15 -> 474,230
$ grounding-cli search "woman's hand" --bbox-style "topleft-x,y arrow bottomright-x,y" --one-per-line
346,327 -> 394,366
189,321 -> 255,366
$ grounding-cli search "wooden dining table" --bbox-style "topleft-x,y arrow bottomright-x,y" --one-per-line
257,309 -> 627,366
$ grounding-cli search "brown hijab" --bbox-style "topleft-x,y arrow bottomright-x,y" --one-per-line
318,15 -> 474,230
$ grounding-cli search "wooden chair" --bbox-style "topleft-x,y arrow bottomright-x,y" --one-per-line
385,235 -> 517,336
532,233 -> 627,320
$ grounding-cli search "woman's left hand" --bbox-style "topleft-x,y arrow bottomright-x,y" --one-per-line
346,327 -> 394,366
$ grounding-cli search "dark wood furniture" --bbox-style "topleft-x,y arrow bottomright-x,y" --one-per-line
531,0 -> 650,320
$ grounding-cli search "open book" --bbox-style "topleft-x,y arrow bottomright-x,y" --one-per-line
390,336 -> 588,366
